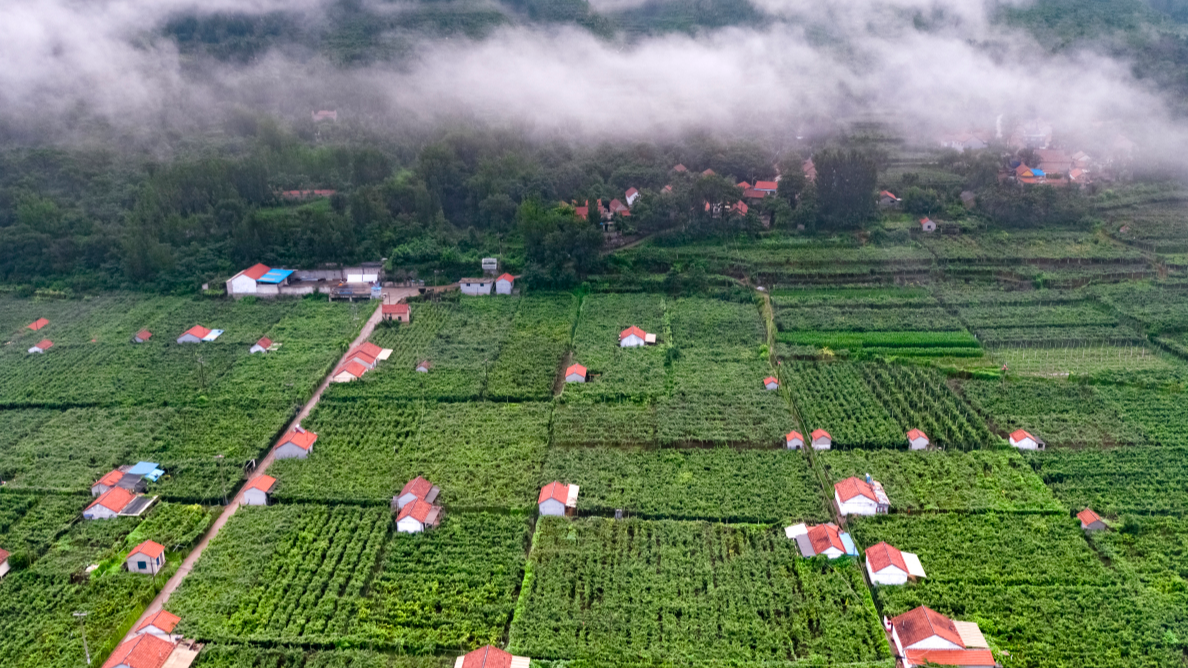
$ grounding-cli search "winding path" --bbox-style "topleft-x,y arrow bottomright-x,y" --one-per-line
121,288 -> 418,643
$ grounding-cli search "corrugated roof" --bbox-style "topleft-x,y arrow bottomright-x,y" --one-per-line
807,523 -> 845,554
565,364 -> 587,377
335,361 -> 368,379
181,325 -> 211,339
254,337 -> 273,349
1077,508 -> 1102,527
95,469 -> 123,488
400,476 -> 433,499
953,620 -> 988,649
28,318 -> 50,331
906,428 -> 928,442
354,342 -> 383,358
398,499 -> 436,523
620,326 -> 647,340
786,431 -> 803,442
811,428 -> 831,441
256,269 -> 294,284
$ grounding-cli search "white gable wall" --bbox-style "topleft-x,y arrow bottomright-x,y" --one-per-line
0,559 -> 9,579
496,279 -> 513,295
1011,436 -> 1040,450
786,437 -> 803,449
866,559 -> 909,585
273,443 -> 309,460
909,436 -> 929,450
228,274 -> 258,295
397,517 -> 425,533
177,334 -> 203,344
84,505 -> 119,520
620,334 -> 645,348
565,372 -> 585,383
539,498 -> 567,516
242,488 -> 269,506
836,492 -> 879,516
126,552 -> 164,575
460,282 -> 492,296
812,437 -> 831,450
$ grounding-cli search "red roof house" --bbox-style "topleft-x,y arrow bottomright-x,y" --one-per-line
243,474 -> 278,506
1077,508 -> 1106,531
836,477 -> 877,503
786,430 -> 804,448
101,633 -> 176,668
672,164 -> 687,173
619,326 -> 647,347
396,498 -> 443,533
27,318 -> 50,331
135,610 -> 180,637
29,339 -> 53,353
891,606 -> 964,650
250,337 -> 273,354
754,180 -> 778,192
275,429 -> 318,459
565,364 -> 588,382
457,645 -> 531,668
539,481 -> 579,516
382,303 -> 411,321
701,168 -> 716,176
134,330 -> 153,343
129,540 -> 165,561
85,487 -> 136,519
763,375 -> 779,389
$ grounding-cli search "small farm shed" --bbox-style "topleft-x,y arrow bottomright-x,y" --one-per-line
133,330 -> 153,343
625,187 -> 640,206
1009,429 -> 1044,450
811,429 -> 832,450
332,361 -> 368,383
27,318 -> 49,331
0,547 -> 9,579
135,611 -> 180,641
460,278 -> 493,296
907,428 -> 930,450
126,540 -> 166,575
343,348 -> 378,369
382,303 -> 411,322
1077,508 -> 1107,531
890,606 -> 992,668
242,475 -> 277,506
754,180 -> 778,193
865,541 -> 926,585
565,364 -> 587,383
879,191 -> 900,207
496,273 -> 515,295
919,217 -> 936,232
226,263 -> 271,296
539,481 -> 579,516
250,337 -> 273,354
177,326 -> 212,344
92,469 -> 126,496
394,476 -> 440,510
396,499 -> 442,533
785,522 -> 856,559
415,360 -> 432,373
786,430 -> 804,449
274,429 -> 318,460
102,632 -> 176,668
85,487 -> 136,520
455,645 -> 530,668
763,376 -> 779,390
28,339 -> 53,354
835,475 -> 889,516
620,326 -> 647,348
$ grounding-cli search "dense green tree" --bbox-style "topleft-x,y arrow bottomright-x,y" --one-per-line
813,149 -> 878,229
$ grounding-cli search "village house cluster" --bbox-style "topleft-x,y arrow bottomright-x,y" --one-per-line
101,611 -> 201,668
86,462 -> 162,520
331,341 -> 393,383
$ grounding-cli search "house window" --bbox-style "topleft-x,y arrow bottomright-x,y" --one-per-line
138,561 -> 147,569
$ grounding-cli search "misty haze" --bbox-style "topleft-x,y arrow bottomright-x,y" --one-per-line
3,2 -> 1188,668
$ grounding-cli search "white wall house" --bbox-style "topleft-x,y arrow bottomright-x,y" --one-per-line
250,337 -> 273,354
177,325 -> 211,344
332,361 -> 368,383
135,611 -> 181,641
889,607 -> 993,668
396,499 -> 442,533
28,339 -> 53,354
763,376 -> 779,390
84,488 -> 135,520
242,475 -> 277,506
865,541 -> 926,585
786,431 -> 804,449
1009,429 -> 1043,450
496,273 -> 515,295
460,278 -> 493,296
907,428 -> 930,450
785,523 -> 856,559
920,217 -> 936,232
565,364 -> 587,383
0,548 -> 9,579
274,429 -> 317,460
227,263 -> 270,295
619,326 -> 647,348
811,429 -> 832,450
126,540 -> 165,575
1078,508 -> 1107,531
835,476 -> 890,516
415,360 -> 432,373
539,481 -> 579,516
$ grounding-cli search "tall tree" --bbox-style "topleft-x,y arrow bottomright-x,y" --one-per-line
813,150 -> 878,229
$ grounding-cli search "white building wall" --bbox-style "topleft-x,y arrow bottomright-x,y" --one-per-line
1011,436 -> 1040,450
620,335 -> 645,348
460,282 -> 492,296
905,636 -> 963,651
812,437 -> 831,450
177,334 -> 203,344
866,559 -> 909,585
836,492 -> 879,516
242,488 -> 269,506
84,506 -> 119,520
565,373 -> 585,383
126,554 -> 163,575
273,443 -> 309,460
397,517 -> 424,533
539,498 -> 567,516
909,437 -> 929,450
786,437 -> 803,449
496,280 -> 513,295
228,274 -> 257,295
0,560 -> 9,578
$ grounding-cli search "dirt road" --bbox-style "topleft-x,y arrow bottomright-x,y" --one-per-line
120,288 -> 418,643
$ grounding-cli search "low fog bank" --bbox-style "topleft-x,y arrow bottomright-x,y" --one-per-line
1,0 -> 1185,168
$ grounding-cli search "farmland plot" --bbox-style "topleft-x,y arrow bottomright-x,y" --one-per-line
820,449 -> 1061,512
539,447 -> 829,523
959,378 -> 1145,448
484,295 -> 576,401
357,513 -> 531,652
1028,447 -> 1188,514
858,364 -> 997,449
782,362 -> 901,448
991,344 -> 1181,377
510,517 -> 890,666
563,293 -> 667,403
657,348 -> 787,447
0,493 -> 85,557
876,583 -> 1188,668
169,505 -> 390,644
1091,516 -> 1188,587
849,513 -> 1111,586
550,402 -> 657,447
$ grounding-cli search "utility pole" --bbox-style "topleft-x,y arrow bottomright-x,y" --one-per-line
73,611 -> 90,666
215,454 -> 227,505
